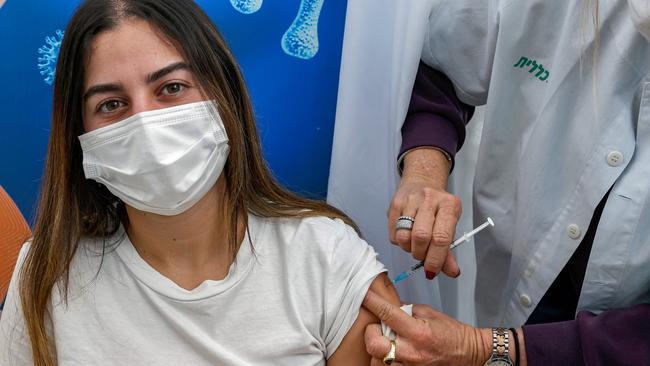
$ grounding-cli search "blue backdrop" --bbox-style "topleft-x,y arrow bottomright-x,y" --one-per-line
0,0 -> 346,223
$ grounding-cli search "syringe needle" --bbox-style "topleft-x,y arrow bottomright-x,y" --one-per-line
392,217 -> 494,284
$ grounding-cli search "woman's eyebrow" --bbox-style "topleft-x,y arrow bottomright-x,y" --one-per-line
146,62 -> 191,84
83,83 -> 123,102
83,62 -> 191,102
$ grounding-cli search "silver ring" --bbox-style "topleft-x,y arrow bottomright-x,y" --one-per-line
396,216 -> 415,230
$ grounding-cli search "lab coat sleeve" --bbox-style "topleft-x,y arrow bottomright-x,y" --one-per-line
522,303 -> 650,366
399,61 -> 475,171
421,0 -> 499,106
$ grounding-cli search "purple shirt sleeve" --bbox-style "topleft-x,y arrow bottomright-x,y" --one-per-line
399,61 -> 475,170
523,303 -> 650,365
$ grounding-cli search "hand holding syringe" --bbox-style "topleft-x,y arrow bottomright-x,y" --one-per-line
392,217 -> 494,284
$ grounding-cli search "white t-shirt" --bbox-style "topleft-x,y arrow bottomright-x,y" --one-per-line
0,214 -> 385,365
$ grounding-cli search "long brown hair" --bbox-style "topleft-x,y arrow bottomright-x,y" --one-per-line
20,1 -> 357,364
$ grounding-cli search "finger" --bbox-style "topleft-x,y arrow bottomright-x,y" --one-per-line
365,328 -> 423,364
411,304 -> 440,319
441,251 -> 460,278
392,337 -> 425,364
365,324 -> 390,359
362,290 -> 419,337
423,195 -> 461,273
394,202 -> 417,253
409,193 -> 436,261
387,194 -> 406,244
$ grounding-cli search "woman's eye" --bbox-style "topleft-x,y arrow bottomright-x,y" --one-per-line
98,100 -> 125,114
161,82 -> 185,96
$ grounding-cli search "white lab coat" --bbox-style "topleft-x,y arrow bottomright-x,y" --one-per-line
329,0 -> 487,324
421,0 -> 650,326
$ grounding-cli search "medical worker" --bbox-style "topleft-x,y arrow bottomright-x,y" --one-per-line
363,1 -> 650,365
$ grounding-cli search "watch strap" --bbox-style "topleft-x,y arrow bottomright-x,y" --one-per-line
484,327 -> 514,365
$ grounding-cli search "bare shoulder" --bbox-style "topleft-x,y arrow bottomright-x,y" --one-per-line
327,273 -> 400,366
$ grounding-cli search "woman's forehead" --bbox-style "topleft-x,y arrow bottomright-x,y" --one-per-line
84,19 -> 185,86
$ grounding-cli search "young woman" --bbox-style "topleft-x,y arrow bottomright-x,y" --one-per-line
0,1 -> 399,365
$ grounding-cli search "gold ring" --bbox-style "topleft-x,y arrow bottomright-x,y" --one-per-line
382,340 -> 396,365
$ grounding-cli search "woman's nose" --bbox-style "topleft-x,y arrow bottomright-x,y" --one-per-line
129,96 -> 161,115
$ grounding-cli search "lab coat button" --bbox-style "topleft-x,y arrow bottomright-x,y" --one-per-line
606,151 -> 624,167
520,294 -> 532,308
567,224 -> 581,239
524,267 -> 533,278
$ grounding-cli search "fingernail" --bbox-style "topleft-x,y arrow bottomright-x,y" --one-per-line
425,271 -> 436,280
456,269 -> 461,278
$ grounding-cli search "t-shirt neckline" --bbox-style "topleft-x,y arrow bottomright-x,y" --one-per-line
113,213 -> 265,301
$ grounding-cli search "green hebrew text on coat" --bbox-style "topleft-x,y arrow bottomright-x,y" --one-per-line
514,56 -> 550,82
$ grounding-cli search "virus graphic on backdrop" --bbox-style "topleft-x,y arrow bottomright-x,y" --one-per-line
229,0 -> 263,14
37,29 -> 64,85
230,0 -> 324,60
36,1 -> 324,85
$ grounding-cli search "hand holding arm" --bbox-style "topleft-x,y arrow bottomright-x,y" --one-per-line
364,289 -> 650,365
362,289 -> 500,366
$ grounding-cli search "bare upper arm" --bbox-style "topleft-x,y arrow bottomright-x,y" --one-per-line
327,272 -> 400,365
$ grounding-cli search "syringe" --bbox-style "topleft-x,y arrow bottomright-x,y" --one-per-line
392,217 -> 494,284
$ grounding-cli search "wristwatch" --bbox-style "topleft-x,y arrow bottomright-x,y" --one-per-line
484,328 -> 514,366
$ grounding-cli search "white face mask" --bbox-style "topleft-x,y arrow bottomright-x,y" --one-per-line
79,101 -> 230,216
629,0 -> 650,41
